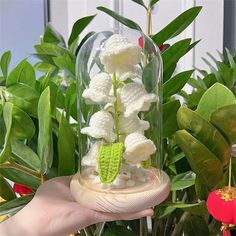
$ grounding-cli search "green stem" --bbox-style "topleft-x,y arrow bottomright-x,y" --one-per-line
112,73 -> 120,142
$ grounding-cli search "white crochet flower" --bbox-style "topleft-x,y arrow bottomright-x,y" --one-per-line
123,132 -> 156,165
81,110 -> 116,142
119,115 -> 149,134
81,141 -> 102,167
82,73 -> 115,104
118,65 -> 142,82
100,34 -> 142,74
119,82 -> 157,117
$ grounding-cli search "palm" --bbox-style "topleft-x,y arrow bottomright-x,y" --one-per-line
13,176 -> 153,236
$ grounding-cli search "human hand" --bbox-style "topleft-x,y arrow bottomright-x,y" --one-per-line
0,176 -> 154,236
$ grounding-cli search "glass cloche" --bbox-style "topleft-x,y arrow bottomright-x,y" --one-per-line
70,28 -> 170,213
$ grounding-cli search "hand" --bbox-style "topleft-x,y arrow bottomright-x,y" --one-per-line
0,176 -> 154,236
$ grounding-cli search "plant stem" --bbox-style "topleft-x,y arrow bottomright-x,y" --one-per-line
94,222 -> 105,236
146,6 -> 153,36
0,161 -> 41,179
112,73 -> 120,142
171,212 -> 190,236
228,156 -> 232,188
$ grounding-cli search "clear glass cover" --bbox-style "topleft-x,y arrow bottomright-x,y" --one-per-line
76,28 -> 162,189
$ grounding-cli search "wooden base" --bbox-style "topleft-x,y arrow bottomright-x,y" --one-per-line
70,167 -> 170,213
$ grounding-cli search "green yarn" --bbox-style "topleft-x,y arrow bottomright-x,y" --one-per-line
98,142 -> 124,184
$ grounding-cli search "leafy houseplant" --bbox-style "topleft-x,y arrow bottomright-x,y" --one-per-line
0,0 -> 234,235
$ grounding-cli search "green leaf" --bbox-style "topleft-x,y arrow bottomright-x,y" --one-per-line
162,39 -> 192,79
68,15 -> 96,46
11,104 -> 35,140
6,83 -> 39,117
152,7 -> 202,45
104,225 -> 136,236
142,57 -> 158,92
131,0 -> 147,9
183,215 -> 209,236
176,202 -> 207,216
211,104 -> 236,145
65,83 -> 77,120
97,6 -> 142,31
195,176 -> 209,200
7,59 -> 36,88
163,100 -> 180,138
163,70 -> 194,99
175,130 -> 223,187
150,0 -> 159,7
11,140 -> 41,172
34,62 -> 57,73
0,194 -> 33,216
43,23 -> 65,46
58,114 -> 75,176
0,51 -> 11,79
75,31 -> 95,56
0,167 -> 40,190
37,87 -> 53,174
171,171 -> 195,191
53,56 -> 75,77
169,152 -> 185,165
196,83 -> 236,121
177,106 -> 230,166
0,175 -> 16,200
0,103 -> 13,163
98,143 -> 124,184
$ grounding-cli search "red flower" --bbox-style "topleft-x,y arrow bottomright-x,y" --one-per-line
159,44 -> 165,52
138,37 -> 165,52
138,37 -> 144,49
13,183 -> 32,195
207,186 -> 236,235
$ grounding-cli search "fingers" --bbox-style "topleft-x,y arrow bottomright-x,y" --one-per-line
93,208 -> 154,222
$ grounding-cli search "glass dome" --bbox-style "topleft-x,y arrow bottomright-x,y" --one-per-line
76,27 -> 163,189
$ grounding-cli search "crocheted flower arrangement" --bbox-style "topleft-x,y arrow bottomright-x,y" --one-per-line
81,34 -> 157,188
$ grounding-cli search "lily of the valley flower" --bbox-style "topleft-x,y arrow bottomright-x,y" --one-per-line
82,72 -> 115,104
123,132 -> 156,165
119,82 -> 157,117
118,65 -> 142,82
119,115 -> 149,134
82,141 -> 102,168
100,34 -> 142,74
81,110 -> 116,142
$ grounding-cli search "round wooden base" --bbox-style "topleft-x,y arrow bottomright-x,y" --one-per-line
70,167 -> 170,213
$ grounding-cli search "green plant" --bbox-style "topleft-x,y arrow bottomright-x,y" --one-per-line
0,1 -> 234,235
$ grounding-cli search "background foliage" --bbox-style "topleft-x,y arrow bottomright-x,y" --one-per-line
0,1 -> 235,235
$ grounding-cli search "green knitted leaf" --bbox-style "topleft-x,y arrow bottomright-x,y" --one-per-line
98,142 -> 124,184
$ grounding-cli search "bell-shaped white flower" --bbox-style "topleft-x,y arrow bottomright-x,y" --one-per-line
82,73 -> 115,104
119,82 -> 157,117
81,110 -> 116,142
119,115 -> 149,134
123,132 -> 156,165
118,65 -> 142,82
81,141 -> 102,167
100,34 -> 142,74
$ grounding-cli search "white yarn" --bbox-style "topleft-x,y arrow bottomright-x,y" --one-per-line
123,132 -> 156,165
119,82 -> 157,117
100,34 -> 142,74
82,73 -> 115,104
119,115 -> 149,134
81,110 -> 116,142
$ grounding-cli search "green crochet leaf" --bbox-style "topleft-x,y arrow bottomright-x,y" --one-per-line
98,142 -> 124,184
